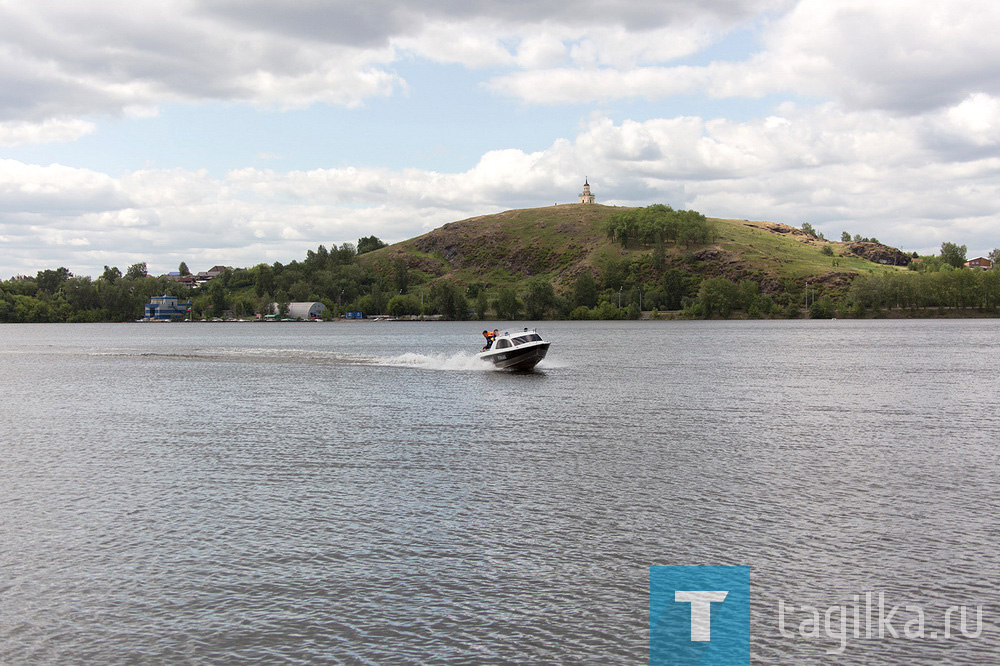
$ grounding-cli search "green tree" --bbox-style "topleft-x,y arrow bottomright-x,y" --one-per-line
62,276 -> 100,311
254,263 -> 275,297
841,231 -> 852,242
652,237 -> 667,270
747,294 -> 775,318
940,242 -> 967,268
358,285 -> 389,316
475,290 -> 489,320
494,286 -> 521,320
573,271 -> 598,308
982,269 -> 1000,309
229,296 -> 254,318
357,235 -> 388,255
429,282 -> 467,319
697,277 -> 739,317
304,245 -> 329,272
208,280 -> 227,317
601,258 -> 628,290
100,265 -> 121,284
387,294 -> 420,316
275,292 -> 290,317
676,210 -> 711,247
809,295 -> 835,319
593,301 -> 624,320
178,261 -> 191,276
35,267 -> 72,294
336,242 -> 357,263
523,277 -> 555,319
988,248 -> 1000,269
98,280 -> 137,320
602,204 -> 714,248
392,257 -> 409,293
662,268 -> 695,310
734,280 -> 759,311
125,262 -> 147,280
801,222 -> 817,236
288,280 -> 311,301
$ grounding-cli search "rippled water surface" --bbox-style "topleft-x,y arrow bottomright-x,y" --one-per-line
2,320 -> 998,664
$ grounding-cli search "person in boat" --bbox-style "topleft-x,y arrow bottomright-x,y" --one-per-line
482,329 -> 495,350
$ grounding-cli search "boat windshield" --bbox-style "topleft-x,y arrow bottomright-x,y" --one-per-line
512,333 -> 542,345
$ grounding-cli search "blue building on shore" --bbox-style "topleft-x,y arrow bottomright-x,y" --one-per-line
144,295 -> 192,320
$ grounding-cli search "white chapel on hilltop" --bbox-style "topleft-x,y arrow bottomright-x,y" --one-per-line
578,178 -> 596,204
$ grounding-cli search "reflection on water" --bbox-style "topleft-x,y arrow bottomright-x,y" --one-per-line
1,320 -> 998,664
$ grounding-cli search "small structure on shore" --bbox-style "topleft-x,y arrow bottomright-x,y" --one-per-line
264,301 -> 326,320
144,294 -> 192,320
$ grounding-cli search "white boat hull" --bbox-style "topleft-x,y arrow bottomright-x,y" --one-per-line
477,340 -> 550,370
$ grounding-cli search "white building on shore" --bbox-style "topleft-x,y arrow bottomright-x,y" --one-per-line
265,302 -> 326,319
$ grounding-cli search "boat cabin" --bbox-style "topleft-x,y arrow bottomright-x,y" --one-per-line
492,331 -> 543,350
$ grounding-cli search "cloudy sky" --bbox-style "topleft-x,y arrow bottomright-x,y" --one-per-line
3,0 -> 1000,277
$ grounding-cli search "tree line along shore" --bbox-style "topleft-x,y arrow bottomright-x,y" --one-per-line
2,205 -> 998,323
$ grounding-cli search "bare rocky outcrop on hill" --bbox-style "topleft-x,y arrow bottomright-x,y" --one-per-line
411,222 -> 476,265
745,222 -> 813,238
386,249 -> 446,276
810,271 -> 858,289
412,225 -> 558,276
740,221 -> 912,268
844,242 -> 911,266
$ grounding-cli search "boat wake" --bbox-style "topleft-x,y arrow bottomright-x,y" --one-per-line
85,347 -> 555,372
373,352 -> 498,372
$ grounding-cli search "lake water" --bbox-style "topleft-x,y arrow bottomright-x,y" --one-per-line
1,319 -> 998,664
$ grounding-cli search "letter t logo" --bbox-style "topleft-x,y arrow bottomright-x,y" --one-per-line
675,591 -> 729,641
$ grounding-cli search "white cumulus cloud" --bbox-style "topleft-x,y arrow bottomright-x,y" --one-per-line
3,0 -> 1000,277
0,118 -> 97,146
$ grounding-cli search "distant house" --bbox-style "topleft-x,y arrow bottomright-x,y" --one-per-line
145,294 -> 192,320
265,302 -> 326,319
194,265 -> 230,284
162,271 -> 196,285
578,178 -> 596,204
965,257 -> 992,269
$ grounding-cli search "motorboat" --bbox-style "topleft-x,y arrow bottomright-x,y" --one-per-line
477,329 -> 551,370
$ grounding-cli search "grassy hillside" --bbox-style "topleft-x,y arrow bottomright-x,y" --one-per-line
360,204 -> 905,295
0,204 -> 973,323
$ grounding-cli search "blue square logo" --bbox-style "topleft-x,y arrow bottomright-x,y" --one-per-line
650,566 -> 750,665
